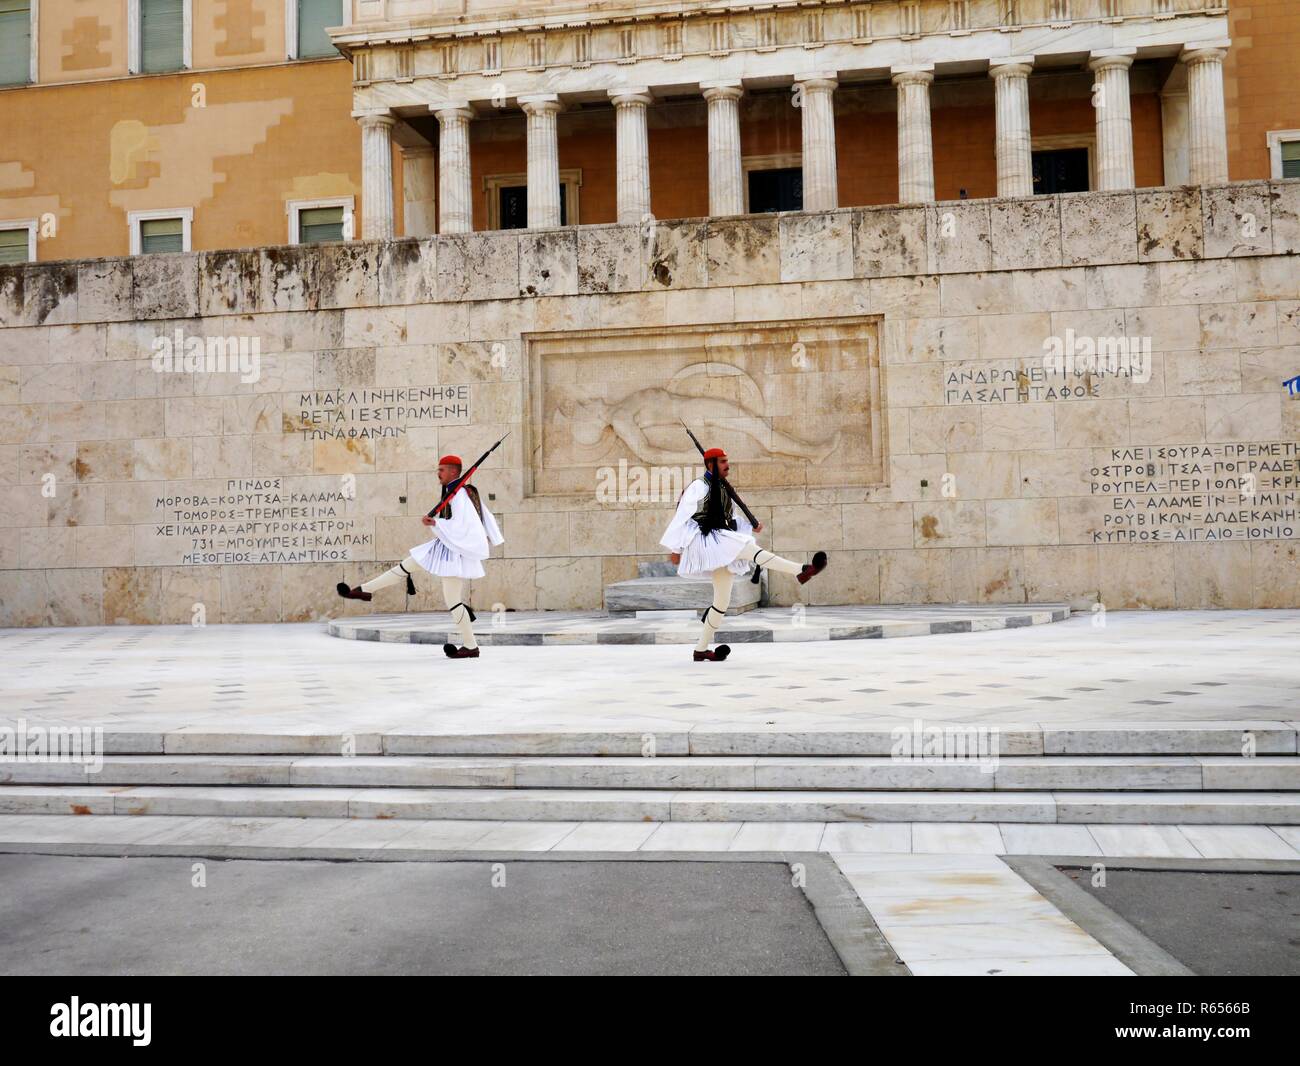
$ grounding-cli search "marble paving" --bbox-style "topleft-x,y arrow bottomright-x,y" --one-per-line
2,610 -> 1295,738
327,604 -> 1070,644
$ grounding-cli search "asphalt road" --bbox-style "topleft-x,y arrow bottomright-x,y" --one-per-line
1070,867 -> 1300,976
0,854 -> 848,976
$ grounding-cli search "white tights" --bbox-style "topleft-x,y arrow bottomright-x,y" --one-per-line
360,556 -> 477,649
696,543 -> 802,652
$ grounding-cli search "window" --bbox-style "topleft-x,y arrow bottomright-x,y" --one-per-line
748,168 -> 803,213
496,185 -> 568,229
1284,143 -> 1300,180
129,209 -> 192,254
742,154 -> 803,213
287,197 -> 353,243
0,0 -> 32,87
1032,147 -> 1090,194
484,171 -> 581,230
295,0 -> 339,60
299,205 -> 345,242
1267,131 -> 1300,180
0,222 -> 36,264
139,0 -> 186,74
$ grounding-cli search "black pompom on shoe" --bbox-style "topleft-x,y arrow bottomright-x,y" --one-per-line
692,645 -> 731,662
337,582 -> 373,602
796,551 -> 828,585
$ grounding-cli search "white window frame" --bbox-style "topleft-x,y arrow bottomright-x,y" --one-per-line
0,219 -> 39,263
128,208 -> 193,255
286,196 -> 354,243
1031,133 -> 1098,193
29,0 -> 38,83
483,170 -> 582,230
128,0 -> 193,75
1267,130 -> 1300,180
286,0 -> 348,61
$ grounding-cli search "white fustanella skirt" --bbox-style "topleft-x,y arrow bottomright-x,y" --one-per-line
676,527 -> 754,577
408,537 -> 487,579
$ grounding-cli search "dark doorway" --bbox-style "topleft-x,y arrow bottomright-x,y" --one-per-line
1032,148 -> 1090,194
498,184 -> 568,229
747,167 -> 803,213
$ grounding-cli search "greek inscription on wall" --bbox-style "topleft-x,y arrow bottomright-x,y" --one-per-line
1088,443 -> 1300,544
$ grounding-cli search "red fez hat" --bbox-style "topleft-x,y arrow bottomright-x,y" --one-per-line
703,447 -> 726,461
438,455 -> 463,468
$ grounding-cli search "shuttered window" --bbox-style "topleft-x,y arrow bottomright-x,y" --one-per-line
298,0 -> 338,59
0,227 -> 30,264
1283,141 -> 1300,180
140,217 -> 184,253
0,0 -> 31,86
141,0 -> 184,73
298,206 -> 345,243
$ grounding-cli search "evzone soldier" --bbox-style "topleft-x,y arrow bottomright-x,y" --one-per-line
660,446 -> 826,662
336,454 -> 503,659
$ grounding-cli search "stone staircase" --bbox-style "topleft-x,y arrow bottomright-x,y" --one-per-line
2,725 -> 1298,825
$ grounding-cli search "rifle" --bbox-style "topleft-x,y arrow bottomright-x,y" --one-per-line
680,423 -> 764,584
680,421 -> 760,528
427,432 -> 509,519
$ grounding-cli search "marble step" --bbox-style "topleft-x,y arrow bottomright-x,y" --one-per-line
2,785 -> 1298,824
0,815 -> 1295,861
2,755 -> 1297,791
604,574 -> 762,615
78,721 -> 1300,757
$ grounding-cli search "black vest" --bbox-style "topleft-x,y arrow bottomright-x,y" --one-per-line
439,481 -> 483,521
691,475 -> 735,535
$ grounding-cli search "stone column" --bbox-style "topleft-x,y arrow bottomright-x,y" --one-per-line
1182,43 -> 1230,185
355,110 -> 396,240
609,87 -> 653,224
989,58 -> 1034,198
520,94 -> 563,229
401,145 -> 437,237
701,82 -> 744,216
795,73 -> 839,211
1087,50 -> 1136,191
433,103 -> 475,234
1161,87 -> 1190,187
892,66 -> 935,203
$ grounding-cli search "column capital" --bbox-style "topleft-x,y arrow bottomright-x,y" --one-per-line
1087,48 -> 1136,73
989,57 -> 1034,79
700,80 -> 744,102
1181,40 -> 1230,66
432,102 -> 475,123
891,64 -> 935,87
352,109 -> 396,129
794,71 -> 838,92
519,94 -> 563,116
609,87 -> 653,108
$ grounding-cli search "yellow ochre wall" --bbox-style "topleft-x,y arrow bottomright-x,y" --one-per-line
1,1 -> 1297,261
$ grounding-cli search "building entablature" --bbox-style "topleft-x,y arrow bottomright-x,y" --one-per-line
336,0 -> 1228,109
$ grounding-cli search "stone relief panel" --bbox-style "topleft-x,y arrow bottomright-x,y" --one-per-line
524,317 -> 884,497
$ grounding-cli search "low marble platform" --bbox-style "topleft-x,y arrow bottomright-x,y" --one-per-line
605,560 -> 763,615
328,603 -> 1072,645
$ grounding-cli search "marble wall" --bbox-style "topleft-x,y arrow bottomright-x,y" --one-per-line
1,179 -> 1298,625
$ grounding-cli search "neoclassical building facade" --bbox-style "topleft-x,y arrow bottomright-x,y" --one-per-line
339,1 -> 1235,239
2,1 -> 1297,259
